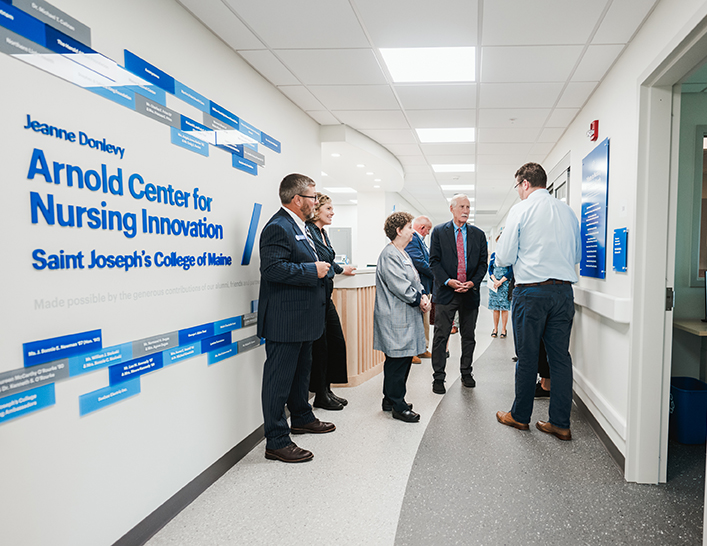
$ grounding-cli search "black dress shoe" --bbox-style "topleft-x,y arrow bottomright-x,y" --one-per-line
291,418 -> 336,434
265,442 -> 313,463
432,380 -> 446,394
392,408 -> 420,423
461,375 -> 476,388
382,399 -> 413,412
313,393 -> 343,411
328,390 -> 348,406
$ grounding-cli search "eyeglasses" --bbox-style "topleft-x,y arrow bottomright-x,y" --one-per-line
514,180 -> 525,189
298,194 -> 317,201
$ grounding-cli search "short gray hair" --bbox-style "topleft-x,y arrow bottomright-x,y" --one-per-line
450,194 -> 469,208
279,173 -> 315,204
413,215 -> 431,228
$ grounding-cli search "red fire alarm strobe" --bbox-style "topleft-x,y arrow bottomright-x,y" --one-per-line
587,120 -> 599,141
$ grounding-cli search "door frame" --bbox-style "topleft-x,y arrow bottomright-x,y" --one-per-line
627,8 -> 707,483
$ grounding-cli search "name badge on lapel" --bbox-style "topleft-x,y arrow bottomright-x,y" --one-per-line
295,234 -> 307,241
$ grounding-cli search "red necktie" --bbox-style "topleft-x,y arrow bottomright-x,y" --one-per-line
456,228 -> 466,283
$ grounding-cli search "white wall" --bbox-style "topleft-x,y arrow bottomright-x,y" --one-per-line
0,1 -> 320,545
540,0 -> 707,455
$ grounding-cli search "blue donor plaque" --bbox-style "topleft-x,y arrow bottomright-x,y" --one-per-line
580,138 -> 609,279
613,228 -> 628,273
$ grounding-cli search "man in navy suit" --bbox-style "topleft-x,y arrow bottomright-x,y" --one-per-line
405,216 -> 434,360
258,173 -> 335,463
429,194 -> 488,394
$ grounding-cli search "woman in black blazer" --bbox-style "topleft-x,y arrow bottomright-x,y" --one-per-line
306,193 -> 356,410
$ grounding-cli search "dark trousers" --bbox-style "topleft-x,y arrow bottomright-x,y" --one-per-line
511,284 -> 574,429
310,296 -> 348,396
262,339 -> 316,450
382,355 -> 413,412
538,340 -> 550,379
431,294 -> 480,382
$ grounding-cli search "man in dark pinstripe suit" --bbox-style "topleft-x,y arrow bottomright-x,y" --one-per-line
258,173 -> 336,463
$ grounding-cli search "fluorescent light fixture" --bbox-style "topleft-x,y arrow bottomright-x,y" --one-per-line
323,187 -> 357,194
432,164 -> 475,173
380,47 -> 475,83
366,172 -> 374,175
440,184 -> 475,191
416,128 -> 475,143
321,172 -> 328,177
373,185 -> 381,189
357,164 -> 365,168
374,178 -> 381,182
349,200 -> 358,204
331,153 -> 341,157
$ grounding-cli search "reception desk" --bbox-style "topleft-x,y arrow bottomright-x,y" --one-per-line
331,267 -> 385,387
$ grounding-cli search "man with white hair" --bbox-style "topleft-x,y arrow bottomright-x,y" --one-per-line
405,215 -> 434,362
429,195 -> 488,394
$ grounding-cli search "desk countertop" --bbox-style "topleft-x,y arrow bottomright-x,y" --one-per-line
674,319 -> 707,337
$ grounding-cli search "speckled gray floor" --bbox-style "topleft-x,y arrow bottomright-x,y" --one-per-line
394,333 -> 705,546
143,303 -> 704,546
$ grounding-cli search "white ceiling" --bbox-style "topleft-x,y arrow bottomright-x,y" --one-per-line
176,0 -> 659,229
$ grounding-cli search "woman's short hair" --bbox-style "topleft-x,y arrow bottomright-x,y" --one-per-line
384,211 -> 413,241
309,193 -> 332,223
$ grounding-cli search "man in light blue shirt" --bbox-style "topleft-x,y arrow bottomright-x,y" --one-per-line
495,162 -> 581,441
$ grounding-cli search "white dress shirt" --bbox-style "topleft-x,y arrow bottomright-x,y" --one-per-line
495,189 -> 581,284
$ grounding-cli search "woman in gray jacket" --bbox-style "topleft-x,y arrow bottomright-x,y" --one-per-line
374,212 -> 431,423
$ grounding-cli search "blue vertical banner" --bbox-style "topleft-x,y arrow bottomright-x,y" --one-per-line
580,138 -> 609,279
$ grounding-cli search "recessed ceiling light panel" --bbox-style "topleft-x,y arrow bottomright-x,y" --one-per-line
380,47 -> 475,83
416,128 -> 475,143
432,164 -> 475,173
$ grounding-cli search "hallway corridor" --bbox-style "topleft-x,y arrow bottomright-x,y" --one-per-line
146,307 -> 704,546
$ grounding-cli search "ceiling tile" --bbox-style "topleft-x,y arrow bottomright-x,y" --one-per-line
480,46 -> 583,83
476,155 -> 527,167
545,108 -> 579,127
385,144 -> 425,156
278,85 -> 326,110
482,1 -> 606,46
433,172 -> 475,182
398,155 -> 430,166
403,164 -> 435,174
529,142 -> 555,155
332,110 -> 409,130
275,49 -> 387,85
477,142 -> 533,155
308,85 -> 400,110
538,127 -> 565,143
557,81 -> 598,108
572,45 -> 624,82
223,0 -> 369,48
477,108 -> 551,128
238,50 -> 299,85
592,0 -> 659,44
406,109 -> 476,128
306,110 -> 341,125
420,143 -> 475,155
476,164 -> 517,178
426,155 -> 475,164
177,0 -> 265,50
479,83 -> 564,108
394,84 -> 476,110
360,128 -> 418,144
477,127 -> 541,143
354,0 -> 478,48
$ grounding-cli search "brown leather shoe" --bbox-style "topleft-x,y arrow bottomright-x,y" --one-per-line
418,351 -> 432,358
536,420 -> 572,441
290,419 -> 336,435
264,442 -> 313,463
412,356 -> 422,364
496,411 -> 529,431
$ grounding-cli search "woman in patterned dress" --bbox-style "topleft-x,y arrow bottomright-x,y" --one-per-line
488,234 -> 513,338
